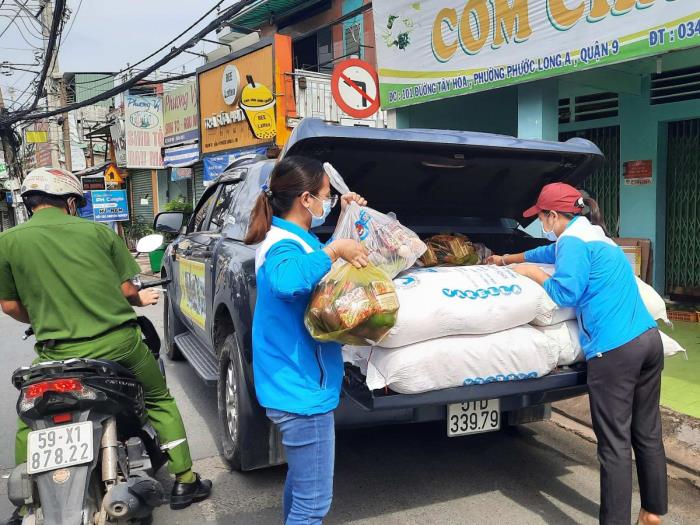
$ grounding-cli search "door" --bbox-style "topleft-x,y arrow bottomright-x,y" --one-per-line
560,126 -> 620,236
175,183 -> 239,345
666,119 -> 700,297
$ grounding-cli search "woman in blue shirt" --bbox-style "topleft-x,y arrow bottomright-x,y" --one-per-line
244,156 -> 368,524
490,183 -> 666,525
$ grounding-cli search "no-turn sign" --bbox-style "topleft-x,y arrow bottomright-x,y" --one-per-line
331,59 -> 380,119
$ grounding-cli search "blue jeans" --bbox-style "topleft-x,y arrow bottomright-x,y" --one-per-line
267,409 -> 335,525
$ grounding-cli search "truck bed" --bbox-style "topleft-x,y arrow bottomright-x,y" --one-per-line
342,363 -> 588,412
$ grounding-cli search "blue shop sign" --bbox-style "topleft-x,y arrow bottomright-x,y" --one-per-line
203,146 -> 267,183
91,190 -> 129,222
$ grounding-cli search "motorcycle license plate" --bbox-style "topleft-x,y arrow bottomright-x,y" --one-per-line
27,421 -> 93,474
447,399 -> 500,437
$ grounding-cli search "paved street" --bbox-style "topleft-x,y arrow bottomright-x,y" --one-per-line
1,304 -> 699,525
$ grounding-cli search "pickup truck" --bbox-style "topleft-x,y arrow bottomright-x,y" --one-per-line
154,118 -> 602,471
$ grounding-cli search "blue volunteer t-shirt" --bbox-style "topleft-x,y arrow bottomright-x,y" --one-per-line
252,217 -> 343,415
525,216 -> 656,360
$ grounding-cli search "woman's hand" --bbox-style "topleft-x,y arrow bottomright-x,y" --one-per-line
511,264 -> 550,286
485,255 -> 506,266
340,192 -> 367,212
328,239 -> 370,269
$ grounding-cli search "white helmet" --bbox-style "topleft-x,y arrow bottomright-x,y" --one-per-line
21,167 -> 86,207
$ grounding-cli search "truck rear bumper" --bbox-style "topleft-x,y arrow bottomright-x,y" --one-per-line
335,366 -> 587,428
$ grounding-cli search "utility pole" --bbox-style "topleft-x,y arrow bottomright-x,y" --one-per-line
41,0 -> 62,168
0,89 -> 28,225
59,77 -> 72,171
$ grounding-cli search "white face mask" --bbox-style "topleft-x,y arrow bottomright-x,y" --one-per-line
307,195 -> 332,228
541,213 -> 558,241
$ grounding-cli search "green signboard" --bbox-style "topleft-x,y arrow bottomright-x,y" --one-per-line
373,0 -> 700,109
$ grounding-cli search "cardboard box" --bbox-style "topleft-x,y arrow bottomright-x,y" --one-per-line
613,238 -> 652,284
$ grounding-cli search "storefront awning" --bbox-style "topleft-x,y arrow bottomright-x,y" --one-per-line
227,0 -> 325,30
163,143 -> 200,168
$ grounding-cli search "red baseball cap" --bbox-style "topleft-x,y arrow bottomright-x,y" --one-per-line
523,182 -> 584,218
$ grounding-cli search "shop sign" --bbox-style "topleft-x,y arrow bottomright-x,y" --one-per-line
0,161 -> 7,180
78,191 -> 93,219
25,131 -> 48,143
202,145 -> 268,183
197,35 -> 293,155
163,82 -> 199,146
624,159 -> 653,186
109,113 -> 128,167
81,175 -> 105,191
125,95 -> 164,169
374,1 -> 700,109
91,189 -> 129,222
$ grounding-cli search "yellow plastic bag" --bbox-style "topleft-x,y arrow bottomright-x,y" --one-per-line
419,234 -> 479,267
305,263 -> 399,346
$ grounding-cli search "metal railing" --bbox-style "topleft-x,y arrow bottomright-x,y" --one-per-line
288,69 -> 386,128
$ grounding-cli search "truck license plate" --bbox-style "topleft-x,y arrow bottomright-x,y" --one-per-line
27,421 -> 93,474
447,399 -> 500,437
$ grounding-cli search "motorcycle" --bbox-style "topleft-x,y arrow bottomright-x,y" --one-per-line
7,235 -> 172,525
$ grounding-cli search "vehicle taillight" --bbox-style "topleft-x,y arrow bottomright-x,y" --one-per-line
19,378 -> 97,413
52,413 -> 72,424
25,378 -> 84,400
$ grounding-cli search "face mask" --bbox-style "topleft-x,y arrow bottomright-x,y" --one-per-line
308,195 -> 332,228
541,214 -> 558,241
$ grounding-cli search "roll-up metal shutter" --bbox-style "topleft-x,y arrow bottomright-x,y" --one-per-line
129,169 -> 155,225
193,163 -> 206,205
666,119 -> 700,296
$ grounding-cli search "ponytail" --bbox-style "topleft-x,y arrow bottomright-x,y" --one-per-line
244,155 -> 325,245
582,197 -> 609,236
244,192 -> 274,245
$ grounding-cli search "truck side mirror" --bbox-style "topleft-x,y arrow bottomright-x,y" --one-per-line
154,212 -> 185,234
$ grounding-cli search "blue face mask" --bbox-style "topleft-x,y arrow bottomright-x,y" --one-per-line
541,214 -> 558,241
308,195 -> 332,228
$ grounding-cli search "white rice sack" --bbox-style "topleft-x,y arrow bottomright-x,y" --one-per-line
381,266 -> 557,348
527,264 -> 669,325
535,320 -> 684,363
534,320 -> 584,366
348,325 -> 560,395
660,331 -> 687,359
526,264 -> 577,326
637,278 -> 669,323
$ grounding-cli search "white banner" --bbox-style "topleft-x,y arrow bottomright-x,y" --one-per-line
373,0 -> 700,109
125,95 -> 164,169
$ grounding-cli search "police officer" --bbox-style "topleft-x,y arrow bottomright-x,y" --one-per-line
0,167 -> 212,517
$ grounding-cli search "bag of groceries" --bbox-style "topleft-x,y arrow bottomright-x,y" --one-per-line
419,234 -> 479,267
332,202 -> 426,278
305,263 -> 400,346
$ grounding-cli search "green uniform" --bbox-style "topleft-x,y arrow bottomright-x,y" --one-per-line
0,208 -> 192,474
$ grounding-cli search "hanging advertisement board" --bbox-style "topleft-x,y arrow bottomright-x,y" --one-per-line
125,95 -> 164,169
163,82 -> 199,146
373,0 -> 700,109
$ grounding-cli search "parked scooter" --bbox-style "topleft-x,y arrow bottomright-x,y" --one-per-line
7,235 -> 171,525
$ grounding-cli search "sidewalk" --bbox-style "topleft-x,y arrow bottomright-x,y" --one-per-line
134,252 -> 158,277
553,396 -> 700,479
659,321 -> 700,418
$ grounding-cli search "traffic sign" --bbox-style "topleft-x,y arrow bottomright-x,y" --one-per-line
331,59 -> 380,119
